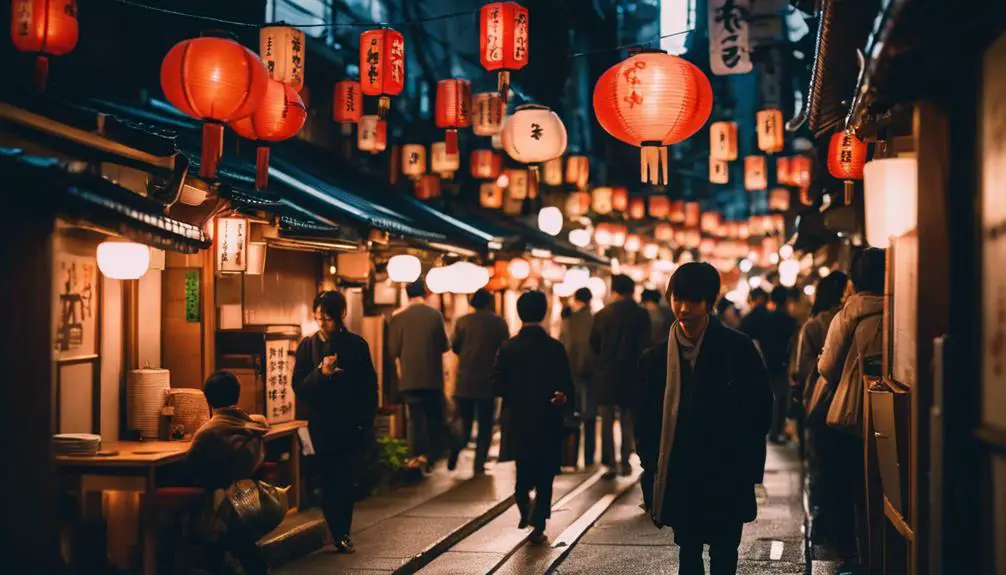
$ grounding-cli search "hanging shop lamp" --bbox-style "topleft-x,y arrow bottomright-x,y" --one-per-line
161,34 -> 269,180
591,186 -> 613,215
472,91 -> 506,136
710,157 -> 729,184
863,157 -> 918,248
431,142 -> 461,179
333,80 -> 363,126
669,200 -> 685,224
479,1 -> 529,101
543,157 -> 564,186
709,121 -> 738,161
435,79 -> 472,155
229,79 -> 307,190
504,168 -> 529,199
744,155 -> 768,191
684,201 -> 700,228
776,156 -> 792,186
507,257 -> 531,280
401,144 -> 427,180
470,149 -> 502,180
756,108 -> 785,154
827,131 -> 868,204
593,50 -> 713,184
387,254 -> 422,283
11,0 -> 78,92
97,241 -> 150,280
260,24 -> 305,91
359,28 -> 405,118
538,206 -> 563,236
701,211 -> 720,235
654,222 -> 673,242
357,114 -> 387,154
790,155 -> 812,188
565,155 -> 590,189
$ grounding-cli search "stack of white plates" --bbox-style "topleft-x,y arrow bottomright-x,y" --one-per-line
127,368 -> 170,439
54,433 -> 101,456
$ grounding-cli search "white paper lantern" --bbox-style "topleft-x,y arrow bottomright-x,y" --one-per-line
401,144 -> 427,179
388,254 -> 422,283
564,267 -> 590,288
425,267 -> 451,294
537,206 -> 563,236
568,228 -> 591,247
508,258 -> 531,280
864,158 -> 918,248
97,241 -> 150,280
501,104 -> 567,164
260,25 -> 306,91
642,242 -> 659,260
449,261 -> 490,294
431,142 -> 460,178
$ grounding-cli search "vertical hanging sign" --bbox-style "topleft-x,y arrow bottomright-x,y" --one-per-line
184,270 -> 200,323
265,339 -> 294,423
709,0 -> 752,76
216,217 -> 249,273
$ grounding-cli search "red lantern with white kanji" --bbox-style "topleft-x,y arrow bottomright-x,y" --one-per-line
472,92 -> 505,136
471,150 -> 502,180
414,174 -> 440,200
769,188 -> 790,212
710,158 -> 729,184
756,109 -> 784,154
709,121 -> 738,161
593,50 -> 713,184
260,24 -> 305,91
401,144 -> 427,179
333,80 -> 363,124
479,2 -> 529,100
436,79 -> 471,155
11,0 -> 78,92
229,79 -> 306,190
744,156 -> 767,191
359,28 -> 405,118
431,142 -> 460,179
565,155 -> 589,189
629,197 -> 646,220
612,186 -> 629,212
828,131 -> 868,203
649,196 -> 670,219
357,115 -> 387,154
592,187 -> 613,215
566,191 -> 591,218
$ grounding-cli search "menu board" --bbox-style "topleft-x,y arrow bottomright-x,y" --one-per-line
265,339 -> 294,423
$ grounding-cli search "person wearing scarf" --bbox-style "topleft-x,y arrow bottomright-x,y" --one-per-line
636,263 -> 774,575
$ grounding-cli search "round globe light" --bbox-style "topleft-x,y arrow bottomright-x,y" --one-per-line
564,267 -> 590,288
448,261 -> 490,294
425,267 -> 451,294
818,266 -> 831,278
97,241 -> 150,280
779,244 -> 794,259
804,284 -> 816,297
538,206 -> 564,236
387,254 -> 422,283
568,228 -> 591,247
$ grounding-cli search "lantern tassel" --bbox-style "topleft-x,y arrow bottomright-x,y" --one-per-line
35,55 -> 49,93
843,180 -> 854,205
446,129 -> 459,155
378,96 -> 391,120
529,166 -> 539,199
660,146 -> 669,186
498,71 -> 511,104
200,122 -> 225,180
255,146 -> 270,190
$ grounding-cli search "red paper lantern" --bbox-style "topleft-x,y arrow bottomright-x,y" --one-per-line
11,0 -> 78,92
776,157 -> 792,186
654,222 -> 673,242
359,28 -> 405,118
669,200 -> 685,224
479,2 -> 529,100
480,182 -> 504,209
333,80 -> 363,124
828,132 -> 868,203
769,188 -> 790,212
612,186 -> 629,212
470,150 -> 502,180
229,80 -> 306,190
744,156 -> 768,191
629,197 -> 646,220
436,79 -> 472,155
161,35 -> 269,180
565,191 -> 591,218
593,50 -> 713,184
414,174 -> 441,200
684,202 -> 700,228
790,156 -> 812,188
565,155 -> 590,189
648,196 -> 670,219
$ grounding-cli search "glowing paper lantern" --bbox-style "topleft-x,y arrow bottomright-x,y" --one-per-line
450,261 -> 491,294
11,0 -> 78,91
357,115 -> 387,154
701,211 -> 721,235
828,131 -> 868,203
431,142 -> 461,179
710,158 -> 729,184
333,80 -> 363,124
359,28 -> 405,117
655,222 -> 673,242
472,91 -> 506,136
229,79 -> 306,190
593,50 -> 713,184
401,144 -> 427,179
161,35 -> 269,179
709,121 -> 738,161
543,157 -> 563,186
471,150 -> 503,180
216,216 -> 249,273
863,158 -> 917,248
479,2 -> 529,98
744,156 -> 768,191
568,228 -> 591,247
505,168 -> 529,200
436,79 -> 472,154
426,267 -> 451,294
538,206 -> 563,236
508,258 -> 531,280
414,175 -> 440,200
565,155 -> 590,189
790,155 -> 812,188
260,24 -> 305,91
565,191 -> 590,218
97,241 -> 150,280
778,258 -> 800,287
669,200 -> 686,224
684,202 -> 700,228
776,156 -> 792,186
649,196 -> 670,219
387,254 -> 422,283
594,223 -> 614,247
611,224 -> 628,248
480,182 -> 504,209
756,109 -> 784,154
501,104 -> 567,164
628,197 -> 646,220
612,186 -> 629,213
592,187 -> 613,215
769,188 -> 790,212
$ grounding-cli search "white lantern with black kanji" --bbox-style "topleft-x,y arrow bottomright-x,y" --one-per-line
260,24 -> 305,91
401,144 -> 427,179
710,158 -> 729,184
756,109 -> 784,154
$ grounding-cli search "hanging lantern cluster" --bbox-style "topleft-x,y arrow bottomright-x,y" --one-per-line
260,24 -> 305,92
471,150 -> 502,180
359,28 -> 405,118
472,91 -> 506,136
436,79 -> 472,154
401,144 -> 427,180
229,79 -> 307,190
11,0 -> 79,92
756,109 -> 784,154
593,50 -> 713,185
479,1 -> 529,101
709,121 -> 738,161
827,132 -> 868,204
744,155 -> 767,191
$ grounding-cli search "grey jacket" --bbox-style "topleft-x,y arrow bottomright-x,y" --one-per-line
389,302 -> 449,392
560,306 -> 594,382
451,310 -> 510,399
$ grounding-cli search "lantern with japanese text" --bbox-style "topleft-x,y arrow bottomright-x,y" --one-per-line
769,188 -> 790,212
756,109 -> 784,154
431,142 -> 461,179
472,91 -> 505,136
654,222 -> 673,242
357,115 -> 387,154
612,186 -> 629,213
543,157 -> 563,186
401,144 -> 427,179
333,80 -> 363,127
11,0 -> 78,92
628,197 -> 646,220
229,79 -> 307,190
744,156 -> 767,191
470,149 -> 502,179
684,202 -> 700,228
260,24 -> 305,91
593,50 -> 713,184
436,79 -> 472,155
710,158 -> 729,184
480,182 -> 504,209
827,131 -> 867,203
479,2 -> 529,100
709,121 -> 737,161
566,191 -> 591,218
592,186 -> 613,215
776,156 -> 792,186
649,196 -> 670,219
414,174 -> 440,200
161,35 -> 269,180
565,155 -> 589,189
216,216 -> 249,273
505,168 -> 529,200
359,28 -> 405,117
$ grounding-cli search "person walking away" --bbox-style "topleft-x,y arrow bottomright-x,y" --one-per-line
388,279 -> 450,473
816,249 -> 886,570
742,286 -> 797,444
448,288 -> 509,475
642,288 -> 675,344
636,262 -> 773,575
188,371 -> 271,575
791,271 -> 848,546
492,290 -> 574,545
590,274 -> 651,479
292,291 -> 378,554
560,287 -> 596,466
715,299 -> 742,330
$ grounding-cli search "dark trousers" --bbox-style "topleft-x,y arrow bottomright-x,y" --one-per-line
599,404 -> 634,467
575,380 -> 597,465
514,460 -> 554,530
453,397 -> 495,469
768,373 -> 790,440
403,390 -> 445,461
676,521 -> 744,575
318,449 -> 360,540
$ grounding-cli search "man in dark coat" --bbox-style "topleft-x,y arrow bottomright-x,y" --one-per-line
741,286 -> 797,444
590,274 -> 651,478
492,291 -> 574,545
636,263 -> 773,575
292,291 -> 378,554
448,288 -> 509,474
560,287 -> 596,466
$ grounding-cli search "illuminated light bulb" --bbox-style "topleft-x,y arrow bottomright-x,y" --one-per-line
568,229 -> 591,247
537,206 -> 564,236
739,259 -> 753,273
779,244 -> 794,259
329,264 -> 337,275
818,266 -> 831,278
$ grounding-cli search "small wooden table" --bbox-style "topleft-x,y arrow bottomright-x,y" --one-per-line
57,420 -> 306,575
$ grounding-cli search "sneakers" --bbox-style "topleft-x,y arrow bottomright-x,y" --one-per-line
332,536 -> 356,554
